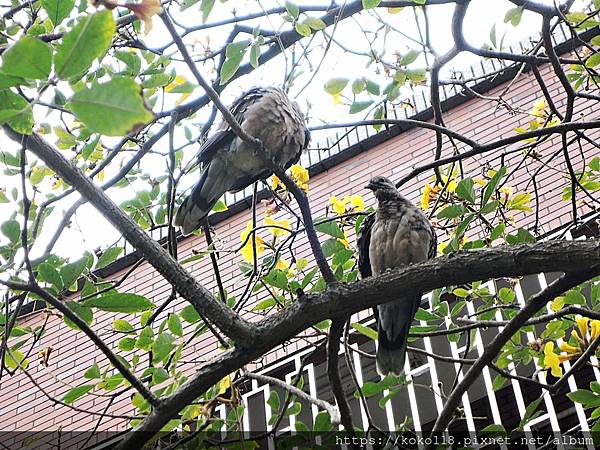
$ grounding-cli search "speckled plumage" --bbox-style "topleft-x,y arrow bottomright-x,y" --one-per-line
175,86 -> 310,235
357,176 -> 436,376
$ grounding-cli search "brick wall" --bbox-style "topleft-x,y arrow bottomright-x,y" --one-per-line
1,56 -> 597,442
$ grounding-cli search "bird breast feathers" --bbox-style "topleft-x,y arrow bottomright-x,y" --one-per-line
369,210 -> 432,275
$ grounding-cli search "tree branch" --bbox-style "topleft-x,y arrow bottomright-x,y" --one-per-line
2,127 -> 257,346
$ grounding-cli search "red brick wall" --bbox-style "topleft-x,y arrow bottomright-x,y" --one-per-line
1,58 -> 597,439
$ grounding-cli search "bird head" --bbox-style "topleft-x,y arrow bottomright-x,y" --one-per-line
366,175 -> 403,202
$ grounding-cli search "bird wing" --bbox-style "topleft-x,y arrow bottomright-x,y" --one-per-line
196,87 -> 269,165
357,212 -> 376,279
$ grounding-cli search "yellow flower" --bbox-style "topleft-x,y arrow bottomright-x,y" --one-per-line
275,258 -> 290,271
264,216 -> 291,237
290,164 -> 309,184
543,342 -> 563,377
576,315 -> 589,339
531,98 -> 546,120
329,196 -> 347,215
421,183 -> 434,209
349,194 -> 365,211
591,320 -> 600,340
559,342 -> 580,354
421,182 -> 442,209
331,93 -> 344,105
270,174 -> 281,190
240,222 -> 265,263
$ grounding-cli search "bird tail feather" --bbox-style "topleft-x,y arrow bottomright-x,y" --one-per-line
175,162 -> 231,235
376,295 -> 421,376
376,331 -> 408,377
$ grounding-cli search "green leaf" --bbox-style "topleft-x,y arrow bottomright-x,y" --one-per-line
362,0 -> 382,9
267,390 -> 280,411
252,298 -> 277,311
0,90 -> 34,134
64,301 -> 93,330
167,313 -> 183,337
437,204 -> 467,219
96,246 -> 123,269
455,178 -> 475,204
113,319 -> 134,333
136,326 -> 153,351
414,308 -> 438,321
118,337 -> 136,351
406,68 -> 426,82
55,11 -> 116,79
349,100 -> 373,114
83,293 -> 155,313
324,78 -> 348,95
482,166 -> 507,206
453,288 -> 470,298
84,362 -> 101,379
226,40 -> 251,58
152,367 -> 169,385
63,384 -> 94,404
200,0 -> 216,23
352,78 -> 366,93
351,322 -> 378,340
568,389 -> 598,406
249,43 -> 261,68
313,411 -> 332,431
315,219 -> 345,238
1,219 -> 20,243
504,6 -> 524,27
509,193 -> 532,211
586,52 -> 600,68
366,80 -> 380,95
60,256 -> 87,290
295,22 -> 311,37
285,1 -> 300,19
152,333 -> 176,363
42,0 -> 75,27
1,37 -> 52,79
0,73 -> 24,89
180,305 -> 201,323
490,223 -> 505,240
38,263 -> 63,289
219,52 -> 244,85
303,17 -> 326,31
498,287 -> 515,303
4,349 -> 28,370
211,199 -> 228,212
400,49 -> 420,66
565,290 -> 586,305
70,77 -> 153,136
492,374 -> 506,391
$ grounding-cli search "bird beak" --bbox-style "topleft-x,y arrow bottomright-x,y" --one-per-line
365,181 -> 375,191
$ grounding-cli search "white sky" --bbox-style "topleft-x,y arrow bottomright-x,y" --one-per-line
0,0 -> 588,265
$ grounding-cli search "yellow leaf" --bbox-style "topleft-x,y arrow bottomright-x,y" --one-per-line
218,374 -> 231,395
550,296 -> 565,312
